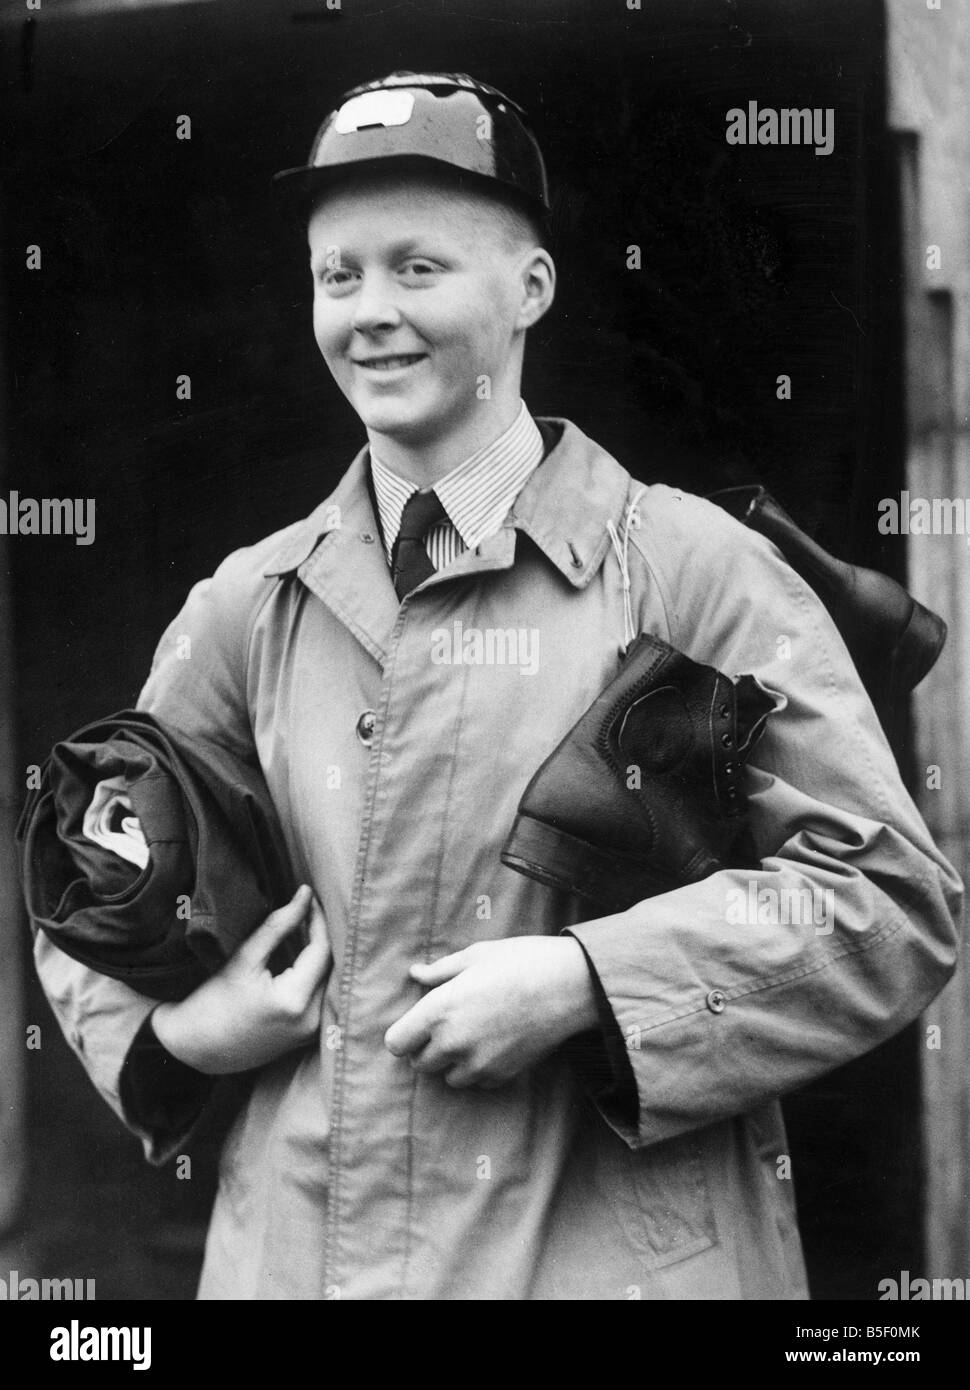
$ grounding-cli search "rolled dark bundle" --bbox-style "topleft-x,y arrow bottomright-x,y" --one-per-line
501,633 -> 778,913
16,709 -> 296,1001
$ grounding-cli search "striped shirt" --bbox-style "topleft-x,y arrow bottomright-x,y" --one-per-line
369,402 -> 545,571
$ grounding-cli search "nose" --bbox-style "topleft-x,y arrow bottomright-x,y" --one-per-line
350,272 -> 402,335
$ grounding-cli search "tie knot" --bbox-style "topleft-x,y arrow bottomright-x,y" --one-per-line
398,489 -> 446,542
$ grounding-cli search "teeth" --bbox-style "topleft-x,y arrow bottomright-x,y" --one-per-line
361,355 -> 423,371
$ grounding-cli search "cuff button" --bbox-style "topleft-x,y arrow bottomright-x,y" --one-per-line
706,989 -> 727,1014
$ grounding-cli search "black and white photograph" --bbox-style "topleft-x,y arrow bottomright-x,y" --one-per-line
0,0 -> 967,1339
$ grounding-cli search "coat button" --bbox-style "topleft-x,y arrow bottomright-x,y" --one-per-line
356,710 -> 377,747
706,989 -> 726,1014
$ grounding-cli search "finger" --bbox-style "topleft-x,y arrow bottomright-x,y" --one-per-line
445,1066 -> 505,1091
384,996 -> 436,1057
443,1063 -> 479,1090
409,949 -> 470,988
297,978 -> 326,1031
307,896 -> 328,945
284,906 -> 332,1004
290,898 -> 330,972
242,884 -> 313,967
407,1043 -> 451,1076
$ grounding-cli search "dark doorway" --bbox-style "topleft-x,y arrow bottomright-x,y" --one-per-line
1,0 -> 914,1298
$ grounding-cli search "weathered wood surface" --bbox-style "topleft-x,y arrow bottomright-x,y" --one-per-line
890,0 -> 970,1279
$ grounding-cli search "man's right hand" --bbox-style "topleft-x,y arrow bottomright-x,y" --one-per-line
151,884 -> 330,1075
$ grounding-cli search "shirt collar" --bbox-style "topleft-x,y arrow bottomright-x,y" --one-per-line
264,417 -> 632,590
369,402 -> 545,560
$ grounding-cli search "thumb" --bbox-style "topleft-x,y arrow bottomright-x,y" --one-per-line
409,949 -> 469,988
243,884 -> 313,967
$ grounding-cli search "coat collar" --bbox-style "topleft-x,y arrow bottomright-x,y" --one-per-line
263,449 -> 399,664
262,419 -> 633,662
263,447 -> 375,578
265,419 -> 632,586
507,419 -> 632,587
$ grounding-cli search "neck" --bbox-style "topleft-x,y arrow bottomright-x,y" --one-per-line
368,392 -> 524,488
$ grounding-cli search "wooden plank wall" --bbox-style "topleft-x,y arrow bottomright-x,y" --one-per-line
0,204 -> 26,1234
888,0 -> 970,1279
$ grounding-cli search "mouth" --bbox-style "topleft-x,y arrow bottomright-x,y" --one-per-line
352,353 -> 428,374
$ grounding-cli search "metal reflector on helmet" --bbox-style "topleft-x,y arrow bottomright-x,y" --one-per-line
333,90 -> 417,134
272,71 -> 549,220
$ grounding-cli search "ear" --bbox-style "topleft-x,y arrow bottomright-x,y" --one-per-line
515,248 -> 556,330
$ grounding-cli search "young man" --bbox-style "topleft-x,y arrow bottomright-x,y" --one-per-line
35,71 -> 961,1300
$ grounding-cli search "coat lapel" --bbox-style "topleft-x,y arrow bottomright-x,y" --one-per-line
262,421 -> 634,663
263,450 -> 400,666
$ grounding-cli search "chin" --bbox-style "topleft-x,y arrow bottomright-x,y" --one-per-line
358,403 -> 446,444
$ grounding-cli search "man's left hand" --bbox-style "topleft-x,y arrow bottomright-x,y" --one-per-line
384,935 -> 600,1089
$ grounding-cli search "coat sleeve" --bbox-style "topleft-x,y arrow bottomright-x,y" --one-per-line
32,542 -> 274,1163
567,485 -> 963,1150
32,934 -> 210,1164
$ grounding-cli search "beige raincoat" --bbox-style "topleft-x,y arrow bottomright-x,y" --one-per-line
35,419 -> 962,1299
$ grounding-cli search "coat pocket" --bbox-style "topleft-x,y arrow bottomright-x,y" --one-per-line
594,1128 -> 719,1270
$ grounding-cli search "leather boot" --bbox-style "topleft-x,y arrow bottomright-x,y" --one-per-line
706,485 -> 947,736
501,633 -> 777,912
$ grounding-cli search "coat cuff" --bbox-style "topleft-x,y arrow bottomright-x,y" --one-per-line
119,1011 -> 215,1165
561,929 -> 639,1141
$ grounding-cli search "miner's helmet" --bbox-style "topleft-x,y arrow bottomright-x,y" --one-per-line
272,71 -> 550,230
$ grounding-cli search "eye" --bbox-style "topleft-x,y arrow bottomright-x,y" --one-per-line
316,265 -> 361,295
399,259 -> 442,283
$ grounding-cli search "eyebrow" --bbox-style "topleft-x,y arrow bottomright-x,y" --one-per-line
311,236 -> 446,268
383,237 -> 437,257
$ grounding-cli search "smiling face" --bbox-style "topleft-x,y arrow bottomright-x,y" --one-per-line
307,169 -> 555,478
